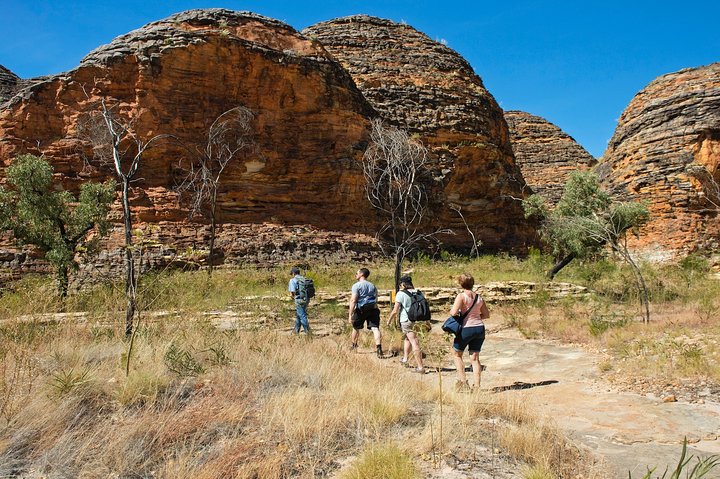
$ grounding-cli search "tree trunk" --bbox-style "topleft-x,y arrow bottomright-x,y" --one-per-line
58,264 -> 69,300
394,249 -> 403,293
208,187 -> 217,278
547,253 -> 575,280
618,245 -> 650,323
122,178 -> 136,337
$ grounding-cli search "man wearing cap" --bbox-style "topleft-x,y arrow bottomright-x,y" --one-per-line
288,266 -> 311,334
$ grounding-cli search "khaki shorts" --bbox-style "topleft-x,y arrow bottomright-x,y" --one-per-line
400,320 -> 431,335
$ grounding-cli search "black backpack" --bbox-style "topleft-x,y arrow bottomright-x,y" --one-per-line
404,290 -> 431,322
296,276 -> 316,300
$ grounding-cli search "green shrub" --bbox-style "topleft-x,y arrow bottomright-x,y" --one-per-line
630,438 -> 719,478
164,343 -> 205,377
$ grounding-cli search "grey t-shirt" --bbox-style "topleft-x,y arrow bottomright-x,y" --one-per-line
351,280 -> 377,308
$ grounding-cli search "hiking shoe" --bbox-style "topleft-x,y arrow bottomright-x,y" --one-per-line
376,347 -> 384,359
350,343 -> 358,351
454,380 -> 471,393
399,357 -> 409,366
412,367 -> 426,374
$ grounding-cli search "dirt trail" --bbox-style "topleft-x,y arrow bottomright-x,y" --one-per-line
441,327 -> 720,478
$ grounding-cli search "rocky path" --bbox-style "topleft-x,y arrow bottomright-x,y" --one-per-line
437,327 -> 720,477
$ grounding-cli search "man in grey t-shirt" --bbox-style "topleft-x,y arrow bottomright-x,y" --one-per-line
348,267 -> 383,358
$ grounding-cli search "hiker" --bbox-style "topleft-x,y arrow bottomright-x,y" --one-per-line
348,267 -> 384,357
448,272 -> 490,391
386,274 -> 425,373
288,266 -> 311,334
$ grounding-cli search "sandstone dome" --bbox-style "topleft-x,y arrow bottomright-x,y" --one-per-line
505,110 -> 596,205
305,15 -> 537,252
599,62 -> 720,258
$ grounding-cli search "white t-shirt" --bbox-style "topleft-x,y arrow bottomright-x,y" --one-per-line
395,289 -> 415,323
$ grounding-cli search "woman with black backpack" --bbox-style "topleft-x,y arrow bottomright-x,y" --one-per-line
386,275 -> 426,374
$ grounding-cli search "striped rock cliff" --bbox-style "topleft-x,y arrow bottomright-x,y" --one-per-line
0,65 -> 21,104
598,62 -> 720,258
0,9 -> 378,278
303,15 -> 537,252
505,110 -> 597,205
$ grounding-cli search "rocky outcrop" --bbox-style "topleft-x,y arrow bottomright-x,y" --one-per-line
0,9 -> 541,286
304,16 -> 536,252
505,110 -> 596,205
0,9 -> 381,276
0,65 -> 21,104
599,63 -> 720,258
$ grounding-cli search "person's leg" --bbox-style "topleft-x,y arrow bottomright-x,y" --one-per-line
407,331 -> 423,370
371,327 -> 383,357
351,328 -> 359,347
466,327 -> 485,388
469,351 -> 481,388
297,303 -> 309,333
452,350 -> 466,384
294,303 -> 302,334
403,337 -> 411,362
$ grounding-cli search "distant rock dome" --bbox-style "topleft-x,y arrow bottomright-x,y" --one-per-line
0,65 -> 21,104
599,62 -> 720,258
505,110 -> 596,205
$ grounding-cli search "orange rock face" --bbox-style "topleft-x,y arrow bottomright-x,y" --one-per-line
303,16 -> 537,252
505,110 -> 596,206
0,10 -> 381,273
0,9 -> 540,281
599,63 -> 720,258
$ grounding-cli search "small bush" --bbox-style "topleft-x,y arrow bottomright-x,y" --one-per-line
164,343 -> 205,377
339,442 -> 420,479
630,438 -> 720,478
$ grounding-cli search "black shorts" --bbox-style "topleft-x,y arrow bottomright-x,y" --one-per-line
352,303 -> 381,330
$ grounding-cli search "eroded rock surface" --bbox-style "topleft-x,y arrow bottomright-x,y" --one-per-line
505,110 -> 596,205
0,65 -> 21,104
0,9 -> 379,277
304,16 -> 537,252
599,62 -> 720,258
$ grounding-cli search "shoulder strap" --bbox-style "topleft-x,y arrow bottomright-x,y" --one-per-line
398,289 -> 412,312
458,293 -> 479,321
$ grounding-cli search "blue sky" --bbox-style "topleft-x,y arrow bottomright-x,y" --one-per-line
2,1 -> 718,157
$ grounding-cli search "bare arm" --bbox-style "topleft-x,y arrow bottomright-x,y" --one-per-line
480,300 -> 490,319
387,301 -> 402,326
449,294 -> 463,317
348,293 -> 358,322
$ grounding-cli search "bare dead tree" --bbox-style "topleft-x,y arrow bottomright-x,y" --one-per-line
78,96 -> 169,337
686,164 -> 720,212
362,119 -> 451,291
450,203 -> 482,259
177,106 -> 256,277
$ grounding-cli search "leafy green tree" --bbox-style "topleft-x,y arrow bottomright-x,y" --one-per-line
0,154 -> 115,298
524,171 -> 651,322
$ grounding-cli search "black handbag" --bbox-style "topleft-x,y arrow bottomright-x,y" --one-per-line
442,294 -> 479,336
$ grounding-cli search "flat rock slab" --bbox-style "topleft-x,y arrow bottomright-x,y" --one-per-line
481,329 -> 720,477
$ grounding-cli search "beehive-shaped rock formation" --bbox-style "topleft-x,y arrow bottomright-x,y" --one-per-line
599,62 -> 720,257
0,65 -> 21,104
304,16 -> 536,252
505,110 -> 596,205
0,9 -> 382,273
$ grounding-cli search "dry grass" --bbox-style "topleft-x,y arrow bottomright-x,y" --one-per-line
0,311 -> 604,478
